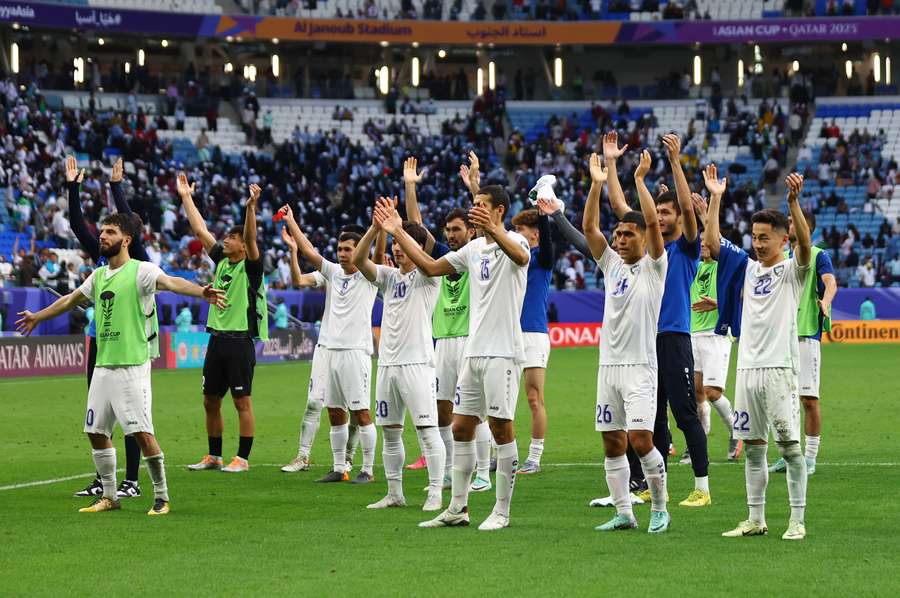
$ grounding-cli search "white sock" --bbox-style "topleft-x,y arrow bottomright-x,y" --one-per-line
346,422 -> 360,462
745,444 -> 768,525
695,475 -> 709,493
699,401 -> 711,435
92,447 -> 117,500
329,423 -> 348,472
382,427 -> 405,499
527,438 -> 545,465
358,423 -> 377,475
417,427 -> 446,494
494,440 -> 518,519
144,452 -> 169,501
474,421 -> 491,478
604,455 -> 632,518
805,435 -> 820,460
638,448 -> 668,512
439,425 -> 454,474
710,395 -> 733,430
298,397 -> 323,459
779,441 -> 807,522
449,440 -> 476,513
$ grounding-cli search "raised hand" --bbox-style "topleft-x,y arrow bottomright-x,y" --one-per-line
15,310 -> 39,336
785,172 -> 804,201
691,296 -> 718,313
468,150 -> 480,173
602,131 -> 628,160
403,157 -> 425,184
468,204 -> 496,234
691,192 -> 709,225
634,150 -> 652,179
536,197 -> 559,216
247,183 -> 261,209
702,163 -> 727,196
176,172 -> 195,198
662,133 -> 681,162
281,226 -> 297,250
373,196 -> 402,234
65,156 -> 84,184
201,285 -> 229,310
589,152 -> 608,185
658,183 -> 669,195
276,204 -> 294,222
110,158 -> 123,183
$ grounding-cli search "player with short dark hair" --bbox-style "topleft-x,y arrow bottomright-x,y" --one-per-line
282,206 -> 379,484
706,167 -> 812,541
604,132 -> 712,508
585,150 -> 671,533
378,178 -> 531,531
65,156 -> 149,500
353,200 -> 444,510
179,175 -> 268,474
16,215 -> 226,515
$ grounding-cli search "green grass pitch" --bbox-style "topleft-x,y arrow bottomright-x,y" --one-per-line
1,344 -> 899,596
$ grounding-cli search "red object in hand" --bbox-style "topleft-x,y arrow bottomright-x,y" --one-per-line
273,207 -> 288,222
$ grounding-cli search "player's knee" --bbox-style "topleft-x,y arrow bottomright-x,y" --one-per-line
233,397 -> 252,411
488,419 -> 513,444
628,432 -> 654,456
526,388 -> 543,408
353,410 -> 372,426
705,387 -> 722,401
451,417 -> 477,440
203,395 -> 222,412
776,441 -> 802,458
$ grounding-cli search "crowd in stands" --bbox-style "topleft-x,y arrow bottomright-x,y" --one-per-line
2,69 -> 899,295
235,0 -> 900,21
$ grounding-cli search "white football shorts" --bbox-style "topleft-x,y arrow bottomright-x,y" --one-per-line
691,332 -> 732,390
375,363 -> 438,427
85,362 -> 154,436
455,356 -> 521,421
734,367 -> 801,442
434,336 -> 467,403
522,332 -> 551,370
798,337 -> 821,399
595,364 -> 657,432
320,347 -> 372,412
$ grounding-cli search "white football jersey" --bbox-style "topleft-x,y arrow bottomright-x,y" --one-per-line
737,257 -> 809,370
598,248 -> 667,367
444,232 -> 529,361
317,259 -> 377,354
374,265 -> 440,366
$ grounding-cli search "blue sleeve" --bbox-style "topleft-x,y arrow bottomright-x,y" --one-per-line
677,234 -> 701,260
431,242 -> 450,259
816,250 -> 834,277
110,182 -> 132,215
715,238 -> 749,337
67,182 -> 100,262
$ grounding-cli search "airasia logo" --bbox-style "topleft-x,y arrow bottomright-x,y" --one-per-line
548,323 -> 602,348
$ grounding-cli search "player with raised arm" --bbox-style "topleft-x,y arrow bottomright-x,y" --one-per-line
282,206 -> 379,484
705,166 -> 811,541
403,155 -> 493,492
509,206 -> 554,475
605,131 -> 711,508
16,214 -> 226,515
352,198 -> 444,510
375,183 -> 530,531
65,156 -> 149,499
180,176 -> 268,474
769,209 -> 837,476
586,151 -> 671,534
688,193 -> 742,462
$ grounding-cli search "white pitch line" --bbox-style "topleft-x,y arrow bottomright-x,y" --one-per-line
2,461 -> 897,492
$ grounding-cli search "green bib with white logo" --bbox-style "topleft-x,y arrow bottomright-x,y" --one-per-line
690,260 -> 718,334
432,272 -> 470,339
792,245 -> 832,337
207,257 -> 269,341
94,259 -> 159,366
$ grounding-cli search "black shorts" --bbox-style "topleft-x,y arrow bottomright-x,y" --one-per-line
87,335 -> 97,387
202,335 -> 257,399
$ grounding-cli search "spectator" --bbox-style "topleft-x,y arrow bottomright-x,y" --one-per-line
859,296 -> 877,320
857,258 -> 877,287
176,303 -> 193,332
274,297 -> 289,330
888,253 -> 900,284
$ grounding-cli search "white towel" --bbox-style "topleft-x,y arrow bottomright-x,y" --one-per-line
528,174 -> 564,210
